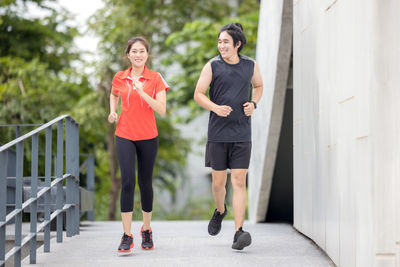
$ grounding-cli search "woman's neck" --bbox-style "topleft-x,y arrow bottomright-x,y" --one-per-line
131,66 -> 144,77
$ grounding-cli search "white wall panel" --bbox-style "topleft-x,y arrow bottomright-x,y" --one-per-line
294,0 -> 400,266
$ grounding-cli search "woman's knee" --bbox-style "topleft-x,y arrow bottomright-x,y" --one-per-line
121,182 -> 135,194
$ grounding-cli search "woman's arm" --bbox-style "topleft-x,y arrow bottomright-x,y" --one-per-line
193,62 -> 232,117
135,80 -> 166,116
108,91 -> 119,123
141,90 -> 166,116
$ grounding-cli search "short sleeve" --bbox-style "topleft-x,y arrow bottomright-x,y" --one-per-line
155,72 -> 169,94
112,72 -> 123,95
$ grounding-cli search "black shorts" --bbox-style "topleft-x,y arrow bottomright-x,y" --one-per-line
205,142 -> 252,170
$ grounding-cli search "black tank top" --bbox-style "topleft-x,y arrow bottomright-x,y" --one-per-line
208,54 -> 255,142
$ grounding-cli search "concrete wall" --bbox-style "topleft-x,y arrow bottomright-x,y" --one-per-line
249,0 -> 292,223
293,0 -> 400,266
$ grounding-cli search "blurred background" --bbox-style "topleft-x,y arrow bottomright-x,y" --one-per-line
0,0 -> 260,221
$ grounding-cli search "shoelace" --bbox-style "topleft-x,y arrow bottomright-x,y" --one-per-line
213,210 -> 224,220
143,230 -> 151,242
122,234 -> 130,243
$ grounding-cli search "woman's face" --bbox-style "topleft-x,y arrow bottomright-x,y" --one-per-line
127,41 -> 148,68
218,31 -> 240,59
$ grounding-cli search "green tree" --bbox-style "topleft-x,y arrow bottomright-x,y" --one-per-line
0,1 -> 94,185
0,0 -> 90,138
88,0 -> 232,220
164,0 -> 260,122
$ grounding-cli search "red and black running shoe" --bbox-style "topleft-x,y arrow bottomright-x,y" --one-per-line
140,226 -> 154,250
117,233 -> 134,256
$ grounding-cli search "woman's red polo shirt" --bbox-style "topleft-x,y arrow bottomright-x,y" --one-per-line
112,66 -> 169,141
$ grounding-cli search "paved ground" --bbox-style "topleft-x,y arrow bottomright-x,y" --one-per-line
22,221 -> 335,267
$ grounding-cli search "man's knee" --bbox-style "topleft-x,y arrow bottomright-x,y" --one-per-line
231,173 -> 247,189
212,180 -> 226,191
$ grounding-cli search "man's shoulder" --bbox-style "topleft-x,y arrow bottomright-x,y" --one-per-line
209,55 -> 222,64
240,54 -> 255,63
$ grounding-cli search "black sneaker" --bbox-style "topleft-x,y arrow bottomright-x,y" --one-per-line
117,233 -> 134,255
141,226 -> 154,250
208,204 -> 227,236
232,227 -> 251,250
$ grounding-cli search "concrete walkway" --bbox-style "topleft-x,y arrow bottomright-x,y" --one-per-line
22,221 -> 335,267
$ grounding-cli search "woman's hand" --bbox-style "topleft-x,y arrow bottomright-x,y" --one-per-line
108,112 -> 118,123
133,78 -> 145,96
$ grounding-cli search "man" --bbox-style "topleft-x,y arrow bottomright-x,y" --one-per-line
194,22 -> 263,250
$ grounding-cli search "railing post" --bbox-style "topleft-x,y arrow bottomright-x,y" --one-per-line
44,126 -> 52,253
15,125 -> 20,139
87,154 -> 94,221
14,141 -> 24,267
29,134 -> 39,264
56,120 -> 64,243
0,151 -> 8,266
65,118 -> 73,237
74,122 -> 80,235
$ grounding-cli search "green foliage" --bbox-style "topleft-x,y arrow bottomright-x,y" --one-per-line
0,1 -> 79,72
88,0 -> 235,220
164,2 -> 260,122
89,0 -> 232,71
1,0 -> 260,221
0,0 -> 89,132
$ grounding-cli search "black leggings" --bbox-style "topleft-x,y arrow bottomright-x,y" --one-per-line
116,136 -> 158,213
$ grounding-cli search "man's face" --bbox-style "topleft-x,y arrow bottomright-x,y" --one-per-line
218,31 -> 240,59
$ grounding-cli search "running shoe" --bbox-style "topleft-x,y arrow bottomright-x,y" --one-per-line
232,227 -> 251,250
208,204 -> 227,235
117,233 -> 134,255
141,226 -> 154,250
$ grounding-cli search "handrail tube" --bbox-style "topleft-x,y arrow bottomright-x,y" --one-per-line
5,209 -> 22,225
0,115 -> 73,152
0,115 -> 93,266
4,175 -> 73,225
0,124 -> 42,127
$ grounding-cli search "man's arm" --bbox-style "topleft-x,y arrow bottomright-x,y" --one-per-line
251,62 -> 263,104
243,61 -> 263,116
194,62 -> 232,117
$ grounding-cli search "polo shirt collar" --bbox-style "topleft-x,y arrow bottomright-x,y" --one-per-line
121,66 -> 152,80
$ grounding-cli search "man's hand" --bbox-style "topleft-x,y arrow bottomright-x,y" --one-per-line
108,112 -> 118,123
243,102 -> 255,116
212,105 -> 233,117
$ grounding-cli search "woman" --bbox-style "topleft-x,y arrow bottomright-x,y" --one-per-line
194,23 -> 263,250
108,36 -> 169,255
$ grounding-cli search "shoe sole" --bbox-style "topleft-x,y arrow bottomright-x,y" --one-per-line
208,225 -> 222,236
232,232 -> 252,250
117,250 -> 133,256
117,242 -> 134,256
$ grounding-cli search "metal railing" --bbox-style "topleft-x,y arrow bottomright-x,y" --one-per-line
0,115 -> 81,267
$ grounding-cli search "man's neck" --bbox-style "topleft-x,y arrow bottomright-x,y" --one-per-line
223,54 -> 240,64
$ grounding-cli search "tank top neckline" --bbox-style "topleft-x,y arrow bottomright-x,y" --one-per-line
219,54 -> 242,66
